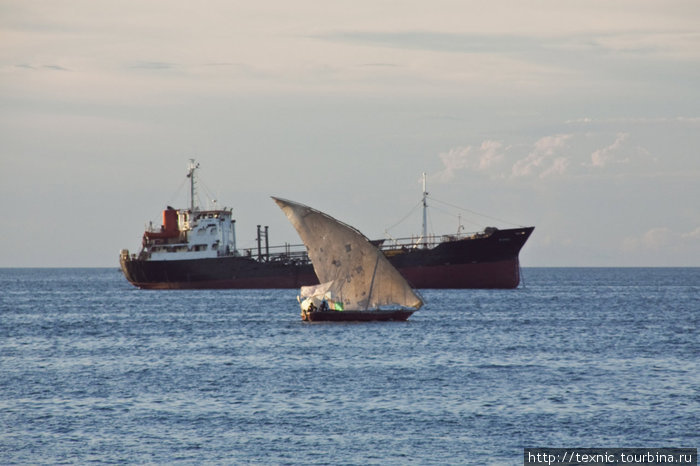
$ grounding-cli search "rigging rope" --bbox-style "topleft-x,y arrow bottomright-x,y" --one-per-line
384,194 -> 524,236
198,178 -> 219,210
428,196 -> 524,228
384,199 -> 423,233
427,203 -> 484,230
166,176 -> 188,208
165,165 -> 223,212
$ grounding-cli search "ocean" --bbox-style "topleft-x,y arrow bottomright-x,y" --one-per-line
1,268 -> 698,464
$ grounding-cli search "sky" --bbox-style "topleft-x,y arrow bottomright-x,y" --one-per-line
1,0 -> 699,267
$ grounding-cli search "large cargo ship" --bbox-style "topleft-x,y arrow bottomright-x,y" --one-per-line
120,161 -> 534,289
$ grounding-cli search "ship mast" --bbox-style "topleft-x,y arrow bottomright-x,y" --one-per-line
186,159 -> 200,211
422,172 -> 428,248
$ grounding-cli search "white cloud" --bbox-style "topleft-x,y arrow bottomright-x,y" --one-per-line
437,146 -> 473,181
592,31 -> 700,61
436,140 -> 505,181
682,227 -> 700,240
623,227 -> 674,251
590,132 -> 629,167
511,134 -> 571,178
622,226 -> 700,253
477,140 -> 505,170
539,157 -> 569,178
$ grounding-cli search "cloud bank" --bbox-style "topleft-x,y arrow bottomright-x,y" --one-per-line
622,227 -> 700,265
435,128 -> 664,182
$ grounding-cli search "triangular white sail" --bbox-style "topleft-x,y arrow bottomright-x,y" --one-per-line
273,197 -> 423,311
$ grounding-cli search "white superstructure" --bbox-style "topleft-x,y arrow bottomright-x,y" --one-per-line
135,160 -> 239,261
145,209 -> 237,261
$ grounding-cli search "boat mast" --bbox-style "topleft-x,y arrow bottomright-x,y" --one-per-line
422,172 -> 428,248
364,253 -> 381,311
187,159 -> 200,211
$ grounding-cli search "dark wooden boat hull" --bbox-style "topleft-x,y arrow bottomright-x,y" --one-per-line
301,309 -> 414,322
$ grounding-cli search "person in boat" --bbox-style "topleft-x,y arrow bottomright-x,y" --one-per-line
319,299 -> 329,312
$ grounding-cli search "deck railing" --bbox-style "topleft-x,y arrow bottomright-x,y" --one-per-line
239,229 -> 488,263
136,229 -> 491,263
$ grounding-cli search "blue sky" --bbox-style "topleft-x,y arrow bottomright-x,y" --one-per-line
1,0 -> 699,266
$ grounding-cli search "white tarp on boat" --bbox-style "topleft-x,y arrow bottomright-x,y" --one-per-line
299,281 -> 335,311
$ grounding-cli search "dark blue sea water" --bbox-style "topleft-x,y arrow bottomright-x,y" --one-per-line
1,268 -> 698,464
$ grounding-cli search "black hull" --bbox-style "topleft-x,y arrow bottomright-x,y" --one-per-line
302,309 -> 414,322
120,226 -> 534,289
